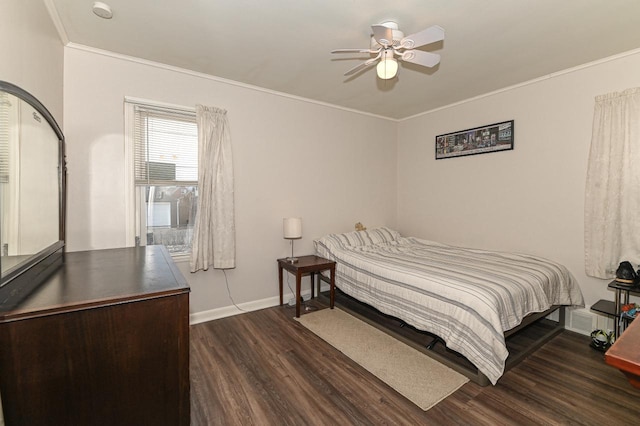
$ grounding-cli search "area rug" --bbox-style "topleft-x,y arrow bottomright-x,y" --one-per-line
296,308 -> 469,411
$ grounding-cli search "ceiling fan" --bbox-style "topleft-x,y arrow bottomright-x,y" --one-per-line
331,21 -> 444,80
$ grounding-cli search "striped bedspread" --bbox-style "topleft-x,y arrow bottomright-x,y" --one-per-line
314,227 -> 584,385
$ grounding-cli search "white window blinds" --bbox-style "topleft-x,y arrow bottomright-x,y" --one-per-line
128,101 -> 198,186
0,92 -> 10,182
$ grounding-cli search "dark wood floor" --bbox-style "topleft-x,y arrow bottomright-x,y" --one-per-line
190,301 -> 640,425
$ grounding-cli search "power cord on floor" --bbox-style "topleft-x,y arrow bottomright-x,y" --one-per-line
285,273 -> 318,312
222,269 -> 246,312
285,270 -> 295,297
223,269 -> 317,314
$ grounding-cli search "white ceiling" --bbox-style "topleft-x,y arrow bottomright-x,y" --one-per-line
48,0 -> 640,120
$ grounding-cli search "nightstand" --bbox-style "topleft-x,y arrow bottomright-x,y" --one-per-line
278,255 -> 335,318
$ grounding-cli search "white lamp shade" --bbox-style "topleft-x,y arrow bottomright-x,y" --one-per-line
376,58 -> 398,79
283,217 -> 302,239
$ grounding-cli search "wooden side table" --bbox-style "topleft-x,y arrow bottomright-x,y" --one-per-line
278,255 -> 335,318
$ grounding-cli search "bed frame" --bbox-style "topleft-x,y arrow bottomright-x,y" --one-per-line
318,274 -> 565,386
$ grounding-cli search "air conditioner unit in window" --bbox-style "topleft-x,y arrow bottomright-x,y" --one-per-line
145,161 -> 175,181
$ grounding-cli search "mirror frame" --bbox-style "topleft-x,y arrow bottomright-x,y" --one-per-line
0,80 -> 66,300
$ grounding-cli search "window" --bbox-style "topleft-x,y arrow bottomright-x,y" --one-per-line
125,99 -> 198,256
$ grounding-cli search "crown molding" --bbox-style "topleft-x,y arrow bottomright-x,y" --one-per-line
65,43 -> 398,122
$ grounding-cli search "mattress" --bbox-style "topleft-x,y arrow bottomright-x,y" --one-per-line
314,227 -> 585,384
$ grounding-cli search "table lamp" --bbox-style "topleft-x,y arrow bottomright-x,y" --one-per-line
283,217 -> 302,263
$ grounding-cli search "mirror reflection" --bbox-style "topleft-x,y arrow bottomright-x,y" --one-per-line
0,90 -> 61,281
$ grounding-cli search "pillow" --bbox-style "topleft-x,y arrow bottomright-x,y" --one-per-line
316,227 -> 401,252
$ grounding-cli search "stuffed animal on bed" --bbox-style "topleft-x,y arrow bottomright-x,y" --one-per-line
355,222 -> 367,231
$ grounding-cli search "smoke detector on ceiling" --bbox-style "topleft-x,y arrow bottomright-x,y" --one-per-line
93,2 -> 113,19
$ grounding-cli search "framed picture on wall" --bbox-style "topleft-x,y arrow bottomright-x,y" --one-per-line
435,120 -> 514,160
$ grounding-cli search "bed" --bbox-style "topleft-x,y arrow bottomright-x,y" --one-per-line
314,227 -> 585,385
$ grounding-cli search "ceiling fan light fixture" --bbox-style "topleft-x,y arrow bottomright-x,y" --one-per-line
332,22 -> 443,81
376,58 -> 398,79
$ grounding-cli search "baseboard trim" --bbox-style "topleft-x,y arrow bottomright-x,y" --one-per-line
189,286 -> 330,325
189,296 -> 279,325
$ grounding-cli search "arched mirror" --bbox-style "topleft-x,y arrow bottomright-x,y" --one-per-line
0,81 -> 66,305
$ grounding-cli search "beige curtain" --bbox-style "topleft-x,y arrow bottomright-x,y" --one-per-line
190,105 -> 235,272
585,88 -> 640,278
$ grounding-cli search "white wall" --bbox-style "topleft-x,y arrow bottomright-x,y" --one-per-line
0,0 -> 64,123
397,50 -> 640,308
63,46 -> 397,315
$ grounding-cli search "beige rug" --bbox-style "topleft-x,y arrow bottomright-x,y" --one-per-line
296,308 -> 469,411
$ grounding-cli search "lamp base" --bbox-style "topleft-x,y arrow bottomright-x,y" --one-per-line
286,257 -> 298,263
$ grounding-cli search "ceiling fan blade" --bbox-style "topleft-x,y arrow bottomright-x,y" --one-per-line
343,62 -> 374,76
371,24 -> 393,47
400,50 -> 441,67
343,55 -> 380,76
400,25 -> 444,49
331,48 -> 379,54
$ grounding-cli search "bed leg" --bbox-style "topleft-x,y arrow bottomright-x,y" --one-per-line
426,337 -> 443,350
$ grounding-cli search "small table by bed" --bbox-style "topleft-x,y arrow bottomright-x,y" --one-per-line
278,255 -> 335,317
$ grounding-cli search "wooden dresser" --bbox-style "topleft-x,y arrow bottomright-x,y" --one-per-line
0,246 -> 190,426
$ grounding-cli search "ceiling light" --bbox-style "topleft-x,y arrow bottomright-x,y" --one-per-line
93,2 -> 113,19
376,50 -> 398,79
